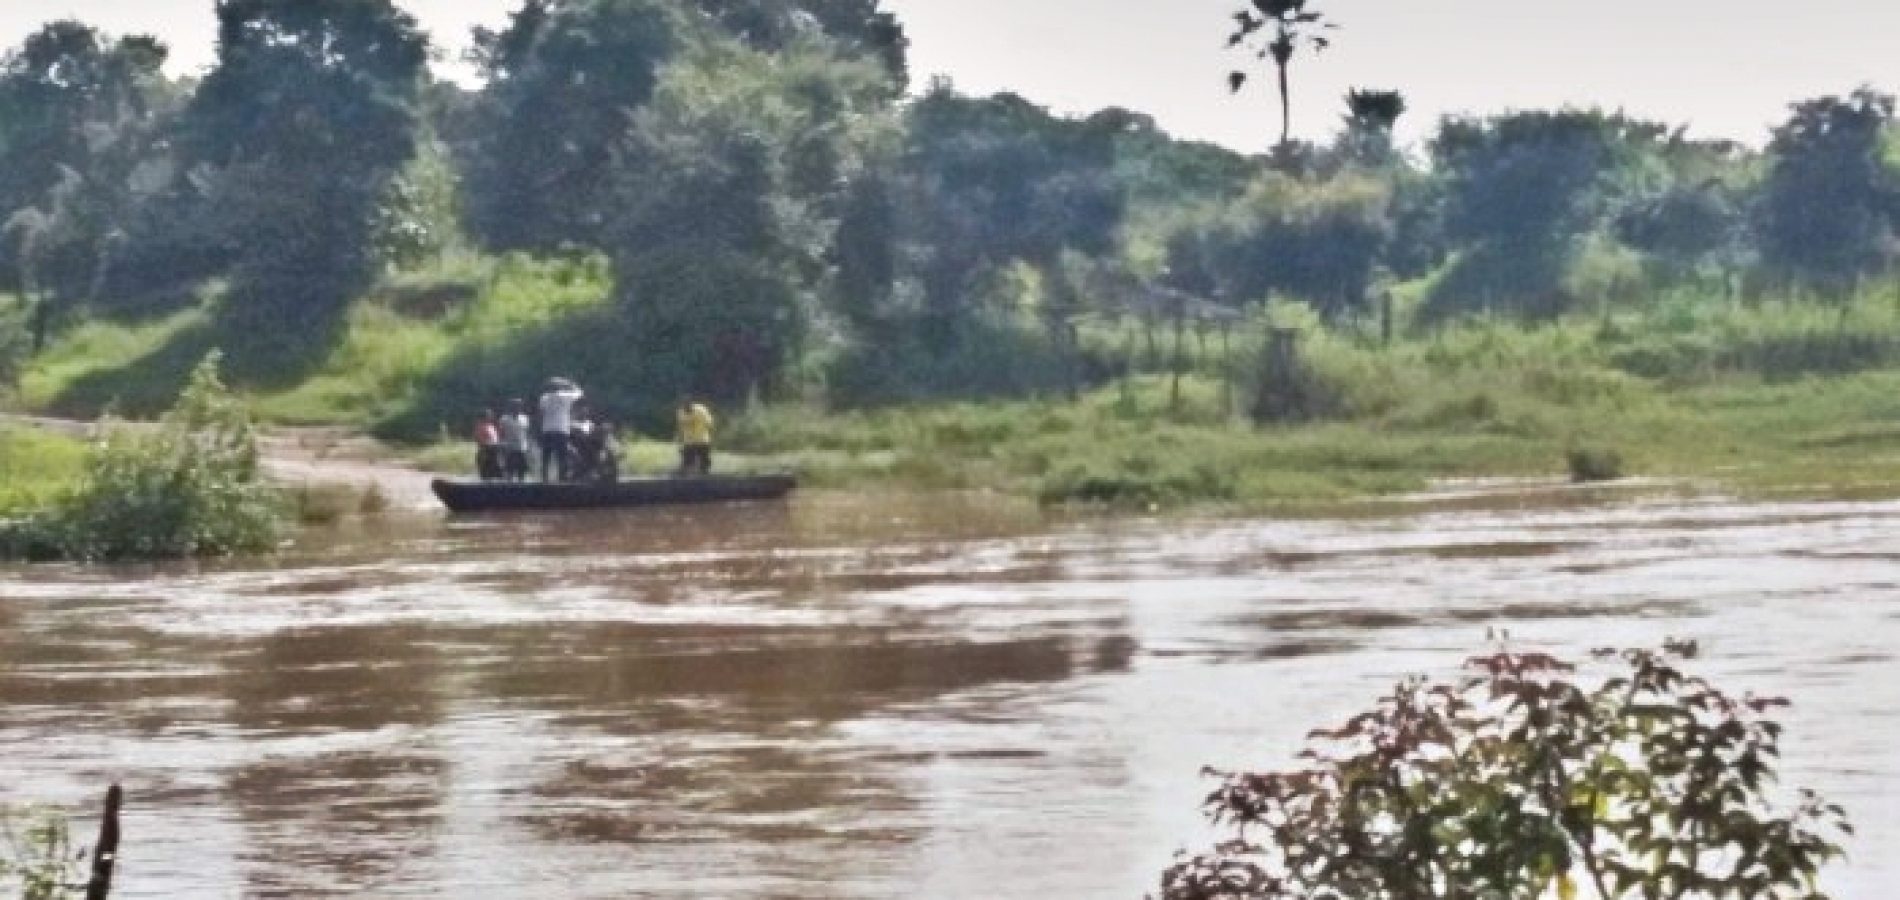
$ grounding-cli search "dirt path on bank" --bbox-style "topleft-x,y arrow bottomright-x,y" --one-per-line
3,415 -> 442,510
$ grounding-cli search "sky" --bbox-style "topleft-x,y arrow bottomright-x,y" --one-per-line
3,0 -> 1897,152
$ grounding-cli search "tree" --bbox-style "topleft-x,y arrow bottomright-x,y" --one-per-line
1617,180 -> 1746,292
181,0 -> 427,361
899,86 -> 1125,345
0,22 -> 175,340
692,0 -> 909,86
462,0 -> 682,252
1226,1 -> 1337,151
1168,173 -> 1390,321
1338,88 -> 1406,168
1423,110 -> 1651,320
1159,642 -> 1852,900
605,35 -> 900,402
1754,88 -> 1898,296
831,165 -> 899,334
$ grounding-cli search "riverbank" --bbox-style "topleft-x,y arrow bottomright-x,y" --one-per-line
14,360 -> 1900,518
0,415 -> 438,525
15,258 -> 1900,511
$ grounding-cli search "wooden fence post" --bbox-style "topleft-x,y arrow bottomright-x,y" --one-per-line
84,784 -> 121,900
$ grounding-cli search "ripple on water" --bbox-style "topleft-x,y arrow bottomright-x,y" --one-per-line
1,491 -> 1896,897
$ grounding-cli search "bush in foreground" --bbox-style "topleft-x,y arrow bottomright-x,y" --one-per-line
1159,641 -> 1850,900
0,803 -> 83,899
2,352 -> 287,562
1567,444 -> 1625,483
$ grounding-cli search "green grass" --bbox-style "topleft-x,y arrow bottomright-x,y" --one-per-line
22,255 -> 1900,510
0,427 -> 86,516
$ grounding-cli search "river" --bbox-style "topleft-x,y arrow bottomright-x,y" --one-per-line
2,488 -> 1895,897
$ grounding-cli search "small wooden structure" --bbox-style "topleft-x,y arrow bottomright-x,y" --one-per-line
1106,284 -> 1247,413
85,784 -> 121,900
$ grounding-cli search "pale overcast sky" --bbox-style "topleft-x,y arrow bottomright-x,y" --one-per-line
3,0 -> 1895,152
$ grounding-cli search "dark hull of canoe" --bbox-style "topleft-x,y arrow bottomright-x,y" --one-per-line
431,475 -> 796,512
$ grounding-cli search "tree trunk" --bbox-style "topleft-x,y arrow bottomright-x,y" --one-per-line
1121,323 -> 1138,409
1276,62 -> 1291,148
30,291 -> 50,354
1170,312 -> 1186,412
1220,324 -> 1234,417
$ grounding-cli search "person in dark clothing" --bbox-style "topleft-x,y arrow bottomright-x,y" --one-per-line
571,409 -> 620,484
474,409 -> 504,481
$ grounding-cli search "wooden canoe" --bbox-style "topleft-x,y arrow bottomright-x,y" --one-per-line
431,474 -> 796,512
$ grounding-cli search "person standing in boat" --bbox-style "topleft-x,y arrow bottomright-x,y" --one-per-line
499,398 -> 533,482
676,396 -> 715,476
474,408 -> 504,481
539,378 -> 584,482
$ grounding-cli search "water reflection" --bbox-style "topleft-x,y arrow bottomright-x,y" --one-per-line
227,750 -> 448,896
1,490 -> 1896,897
224,625 -> 445,732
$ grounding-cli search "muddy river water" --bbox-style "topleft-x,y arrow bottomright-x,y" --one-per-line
2,488 -> 1896,897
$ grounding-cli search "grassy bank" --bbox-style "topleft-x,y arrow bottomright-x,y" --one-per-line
18,259 -> 1900,510
0,427 -> 86,516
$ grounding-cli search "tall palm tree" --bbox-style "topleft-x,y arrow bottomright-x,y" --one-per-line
1227,0 -> 1338,151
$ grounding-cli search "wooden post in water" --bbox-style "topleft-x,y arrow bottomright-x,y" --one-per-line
85,784 -> 122,900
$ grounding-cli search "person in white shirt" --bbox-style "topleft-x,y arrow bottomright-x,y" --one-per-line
538,378 -> 584,482
498,398 -> 533,482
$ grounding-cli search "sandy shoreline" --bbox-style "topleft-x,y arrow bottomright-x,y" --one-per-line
3,414 -> 440,511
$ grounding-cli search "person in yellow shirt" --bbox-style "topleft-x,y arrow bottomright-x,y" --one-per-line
676,397 -> 715,476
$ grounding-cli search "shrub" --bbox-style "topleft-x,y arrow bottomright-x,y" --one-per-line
1039,459 -> 1236,508
1158,641 -> 1851,900
1567,444 -> 1625,483
0,428 -> 88,517
357,482 -> 390,516
0,804 -> 83,900
289,484 -> 357,526
2,351 -> 288,562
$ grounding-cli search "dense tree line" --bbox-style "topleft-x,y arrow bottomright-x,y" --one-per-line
1,0 -> 1897,408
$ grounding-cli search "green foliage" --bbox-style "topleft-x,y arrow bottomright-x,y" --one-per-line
463,0 -> 683,251
0,427 -> 87,517
2,351 -> 287,562
1423,110 -> 1662,320
1755,88 -> 1898,294
1178,172 -> 1392,318
180,0 -> 428,366
1566,443 -> 1624,482
1337,87 -> 1406,168
695,0 -> 910,85
1161,642 -> 1851,899
0,300 -> 30,388
829,314 -> 1073,406
1616,180 -> 1745,281
0,804 -> 84,900
371,141 -> 464,271
0,21 -> 178,341
897,85 -> 1125,341
605,32 -> 898,401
